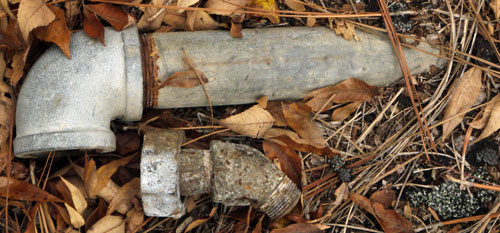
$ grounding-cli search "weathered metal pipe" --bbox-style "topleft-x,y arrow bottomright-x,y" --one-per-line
14,26 -> 442,157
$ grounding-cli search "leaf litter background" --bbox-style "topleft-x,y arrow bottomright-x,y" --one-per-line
1,0 -> 500,232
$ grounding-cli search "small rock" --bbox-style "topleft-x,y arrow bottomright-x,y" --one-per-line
467,139 -> 499,166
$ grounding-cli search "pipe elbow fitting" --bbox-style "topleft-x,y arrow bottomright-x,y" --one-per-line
14,27 -> 143,157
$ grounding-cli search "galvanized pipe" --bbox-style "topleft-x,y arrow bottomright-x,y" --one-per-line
14,26 -> 442,157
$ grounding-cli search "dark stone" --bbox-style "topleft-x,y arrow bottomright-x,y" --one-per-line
467,139 -> 499,166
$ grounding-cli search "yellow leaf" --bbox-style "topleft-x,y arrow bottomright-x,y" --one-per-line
60,176 -> 87,214
284,0 -> 305,11
64,203 -> 85,228
88,215 -> 125,233
249,0 -> 278,23
490,0 -> 500,20
17,0 -> 55,41
219,104 -> 274,138
442,67 -> 482,140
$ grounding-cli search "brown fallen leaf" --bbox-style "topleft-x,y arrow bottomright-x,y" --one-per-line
86,3 -> 129,31
163,3 -> 189,30
159,69 -> 208,89
106,178 -> 140,215
0,81 -> 12,149
178,0 -> 200,13
58,177 -> 87,214
270,223 -> 324,233
219,104 -> 274,138
0,29 -> 23,49
442,67 -> 482,140
266,102 -> 287,126
263,140 -> 302,187
186,10 -> 220,31
474,94 -> 500,142
490,0 -> 500,19
137,0 -> 167,31
87,154 -> 135,197
332,182 -> 348,208
469,95 -> 500,129
53,203 -> 71,226
305,78 -> 378,112
34,5 -> 72,59
331,101 -> 361,121
230,22 -> 243,38
8,49 -> 27,86
334,19 -> 359,41
184,207 -> 217,232
248,0 -> 278,24
351,193 -> 414,233
126,204 -> 144,232
0,177 -> 63,202
17,0 -> 55,41
205,0 -> 249,15
65,0 -> 80,29
88,215 -> 125,233
256,96 -> 268,108
282,102 -> 324,146
306,16 -> 316,27
369,189 -> 396,209
83,7 -> 105,45
284,0 -> 305,11
263,128 -> 336,155
65,203 -> 85,228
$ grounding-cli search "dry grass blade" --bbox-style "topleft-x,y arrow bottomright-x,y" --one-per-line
219,104 -> 274,138
442,67 -> 482,140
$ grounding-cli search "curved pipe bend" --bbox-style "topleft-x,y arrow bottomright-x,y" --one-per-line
14,27 -> 143,158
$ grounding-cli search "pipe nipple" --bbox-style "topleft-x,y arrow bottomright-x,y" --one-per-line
258,176 -> 301,219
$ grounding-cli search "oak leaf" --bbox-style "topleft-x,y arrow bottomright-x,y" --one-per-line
34,5 -> 72,59
83,7 -> 105,45
282,102 -> 324,145
88,215 -> 125,233
159,69 -> 208,89
17,0 -> 55,41
86,3 -> 129,31
305,78 -> 378,112
474,94 -> 500,142
205,0 -> 249,15
0,177 -> 63,202
442,67 -> 482,140
219,104 -> 274,138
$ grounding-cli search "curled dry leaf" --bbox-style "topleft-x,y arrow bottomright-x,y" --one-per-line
263,140 -> 302,186
284,0 -> 305,11
0,177 -> 63,202
17,0 -> 55,41
332,182 -> 348,208
334,19 -> 359,41
87,154 -> 135,197
163,3 -> 188,30
126,207 -> 144,232
186,10 -> 220,31
205,0 -> 249,15
0,81 -> 13,149
137,0 -> 167,31
86,3 -> 129,31
83,7 -> 105,45
282,102 -> 324,146
351,193 -> 414,233
230,22 -> 243,38
34,5 -> 72,59
184,207 -> 217,232
88,215 -> 125,233
369,189 -> 396,209
270,223 -> 325,233
266,101 -> 287,126
106,178 -> 140,215
65,203 -> 85,228
331,101 -> 361,121
159,69 -> 208,89
474,94 -> 500,142
469,94 -> 498,129
442,67 -> 482,140
219,104 -> 274,138
263,128 -> 336,155
305,78 -> 378,112
59,177 -> 87,214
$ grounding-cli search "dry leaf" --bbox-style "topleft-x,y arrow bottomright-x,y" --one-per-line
87,154 -> 135,197
65,0 -> 80,29
252,215 -> 265,233
65,203 -> 85,228
490,0 -> 500,20
159,69 -> 208,89
34,5 -> 72,59
83,7 -> 105,45
53,203 -> 71,226
331,101 -> 361,121
263,140 -> 302,186
284,0 -> 305,11
248,0 -> 278,24
305,78 -> 378,112
442,67 -> 482,140
186,10 -> 219,31
230,22 -> 243,38
8,49 -> 27,87
205,0 -> 249,15
163,3 -> 188,30
370,189 -> 396,209
17,0 -> 55,41
266,102 -> 287,126
470,94 -> 500,129
351,193 -> 414,233
270,223 -> 324,233
332,182 -> 348,207
263,128 -> 337,155
0,81 -> 13,149
86,3 -> 129,31
474,95 -> 500,142
219,104 -> 274,138
306,16 -> 316,27
88,215 -> 125,233
184,207 -> 217,232
126,207 -> 144,232
256,96 -> 268,108
0,177 -> 63,202
0,29 -> 23,49
57,177 -> 87,214
282,102 -> 324,145
137,0 -> 167,31
178,0 -> 200,13
107,178 -> 140,215
334,19 -> 359,41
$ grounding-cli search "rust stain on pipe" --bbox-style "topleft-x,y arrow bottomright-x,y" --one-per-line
141,34 -> 159,109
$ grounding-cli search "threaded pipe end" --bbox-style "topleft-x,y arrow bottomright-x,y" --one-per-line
258,176 -> 301,219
